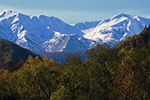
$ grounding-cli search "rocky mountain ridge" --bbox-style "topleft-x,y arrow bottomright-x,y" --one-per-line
0,10 -> 150,52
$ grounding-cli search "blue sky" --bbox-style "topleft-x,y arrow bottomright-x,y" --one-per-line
0,0 -> 150,24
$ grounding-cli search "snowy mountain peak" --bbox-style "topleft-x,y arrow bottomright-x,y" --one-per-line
0,10 -> 150,52
117,13 -> 129,16
113,13 -> 131,18
80,13 -> 150,46
0,10 -> 86,52
0,10 -> 18,17
110,13 -> 132,21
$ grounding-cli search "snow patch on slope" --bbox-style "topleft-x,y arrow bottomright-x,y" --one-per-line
0,10 -> 150,52
75,13 -> 150,46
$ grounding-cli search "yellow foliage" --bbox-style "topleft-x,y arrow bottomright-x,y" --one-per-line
23,55 -> 60,71
0,69 -> 12,94
109,55 -> 138,99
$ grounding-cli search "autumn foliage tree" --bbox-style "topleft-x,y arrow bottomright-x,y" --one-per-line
18,56 -> 61,100
0,25 -> 150,100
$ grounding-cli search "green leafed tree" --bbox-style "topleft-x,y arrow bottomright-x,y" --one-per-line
18,63 -> 60,100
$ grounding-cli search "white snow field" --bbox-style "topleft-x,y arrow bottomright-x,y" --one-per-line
0,10 -> 150,52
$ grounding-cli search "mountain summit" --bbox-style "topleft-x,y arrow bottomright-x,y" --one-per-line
74,13 -> 150,45
0,10 -> 150,52
0,10 -> 88,52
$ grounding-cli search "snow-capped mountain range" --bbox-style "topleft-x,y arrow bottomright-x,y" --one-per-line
0,10 -> 150,52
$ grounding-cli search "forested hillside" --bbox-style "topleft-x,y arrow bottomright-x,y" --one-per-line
0,26 -> 150,99
120,25 -> 150,50
0,39 -> 40,71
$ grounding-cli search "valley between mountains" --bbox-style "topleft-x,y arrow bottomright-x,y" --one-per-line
0,10 -> 150,53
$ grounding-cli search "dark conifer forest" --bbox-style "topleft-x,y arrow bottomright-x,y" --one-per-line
0,26 -> 150,100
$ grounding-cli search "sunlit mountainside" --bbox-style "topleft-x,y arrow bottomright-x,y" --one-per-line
0,10 -> 150,52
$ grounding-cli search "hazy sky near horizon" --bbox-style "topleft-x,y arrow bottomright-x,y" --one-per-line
0,0 -> 150,24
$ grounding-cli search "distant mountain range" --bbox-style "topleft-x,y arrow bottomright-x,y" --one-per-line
0,10 -> 150,52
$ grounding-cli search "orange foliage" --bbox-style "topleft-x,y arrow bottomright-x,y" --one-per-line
110,56 -> 138,99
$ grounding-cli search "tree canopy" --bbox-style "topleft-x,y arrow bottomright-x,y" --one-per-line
0,25 -> 150,99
